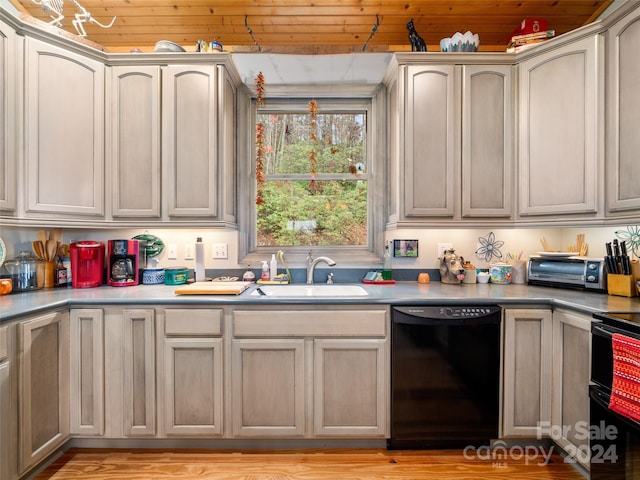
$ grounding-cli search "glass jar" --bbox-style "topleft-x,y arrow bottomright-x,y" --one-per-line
4,251 -> 45,291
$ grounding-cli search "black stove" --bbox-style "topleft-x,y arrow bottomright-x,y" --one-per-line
593,311 -> 640,329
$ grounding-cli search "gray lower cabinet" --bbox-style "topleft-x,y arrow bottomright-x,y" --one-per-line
0,324 -> 14,480
551,309 -> 591,469
69,309 -> 104,436
232,338 -> 305,437
231,307 -> 389,438
103,308 -> 156,438
313,338 -> 387,437
502,308 -> 552,438
606,3 -> 640,215
17,310 -> 70,474
161,309 -> 224,436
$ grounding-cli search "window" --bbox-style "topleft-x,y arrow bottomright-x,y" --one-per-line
257,105 -> 367,246
240,94 -> 384,264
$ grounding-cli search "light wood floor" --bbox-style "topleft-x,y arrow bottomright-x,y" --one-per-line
36,448 -> 586,479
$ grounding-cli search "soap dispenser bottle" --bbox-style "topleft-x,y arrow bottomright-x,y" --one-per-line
382,243 -> 392,280
270,253 -> 278,280
261,261 -> 270,281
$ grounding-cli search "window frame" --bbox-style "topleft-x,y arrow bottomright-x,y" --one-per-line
238,86 -> 386,266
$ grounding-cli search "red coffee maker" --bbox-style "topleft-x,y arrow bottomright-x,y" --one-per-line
70,241 -> 105,288
107,239 -> 142,286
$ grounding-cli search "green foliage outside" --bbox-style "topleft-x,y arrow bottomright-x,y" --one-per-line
256,111 -> 368,247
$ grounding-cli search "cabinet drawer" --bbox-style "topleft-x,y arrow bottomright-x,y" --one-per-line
0,325 -> 7,361
233,310 -> 387,337
165,309 -> 222,336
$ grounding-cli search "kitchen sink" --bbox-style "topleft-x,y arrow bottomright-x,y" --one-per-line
250,284 -> 369,297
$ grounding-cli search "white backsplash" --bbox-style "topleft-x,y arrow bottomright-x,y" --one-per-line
1,225 -> 635,271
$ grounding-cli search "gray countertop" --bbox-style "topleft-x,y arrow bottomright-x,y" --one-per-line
1,282 -> 638,322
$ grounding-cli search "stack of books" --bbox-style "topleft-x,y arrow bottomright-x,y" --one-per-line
506,19 -> 554,52
507,30 -> 555,52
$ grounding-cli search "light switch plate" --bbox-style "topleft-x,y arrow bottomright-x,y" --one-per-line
184,243 -> 195,260
167,243 -> 178,260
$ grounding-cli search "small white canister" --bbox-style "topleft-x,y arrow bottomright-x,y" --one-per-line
489,263 -> 512,284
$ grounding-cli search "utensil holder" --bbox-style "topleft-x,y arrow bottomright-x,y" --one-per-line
44,261 -> 56,288
608,273 -> 638,297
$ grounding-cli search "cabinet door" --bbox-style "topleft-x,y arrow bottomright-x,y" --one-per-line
462,65 -> 513,218
0,325 -> 13,480
502,309 -> 552,438
163,338 -> 223,436
0,18 -> 17,212
122,309 -> 155,436
231,339 -> 305,437
109,66 -> 161,218
403,64 -> 458,217
606,6 -> 640,214
18,311 -> 70,473
162,65 -> 218,217
70,309 -> 104,436
314,339 -> 387,437
518,36 -> 600,216
218,65 -> 237,224
551,310 -> 591,468
24,38 -> 104,216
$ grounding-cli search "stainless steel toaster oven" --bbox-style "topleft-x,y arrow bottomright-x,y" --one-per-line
527,256 -> 606,291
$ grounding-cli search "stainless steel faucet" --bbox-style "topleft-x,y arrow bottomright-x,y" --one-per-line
306,254 -> 336,284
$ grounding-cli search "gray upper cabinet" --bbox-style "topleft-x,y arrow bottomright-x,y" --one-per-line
162,65 -> 218,218
461,65 -> 513,218
0,18 -> 17,213
606,4 -> 640,216
24,37 -> 105,217
108,65 -> 161,218
517,35 -> 601,218
386,57 -> 513,226
108,61 -> 237,224
402,64 -> 458,219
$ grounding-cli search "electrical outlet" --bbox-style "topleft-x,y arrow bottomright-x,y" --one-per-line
212,243 -> 228,259
437,243 -> 454,258
184,243 -> 195,260
167,243 -> 178,260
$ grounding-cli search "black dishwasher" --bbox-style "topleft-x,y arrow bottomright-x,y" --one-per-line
388,305 -> 502,449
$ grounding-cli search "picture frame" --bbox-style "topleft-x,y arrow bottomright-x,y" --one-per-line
393,240 -> 418,257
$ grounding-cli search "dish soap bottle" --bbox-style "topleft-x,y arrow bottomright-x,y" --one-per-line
382,244 -> 392,280
242,265 -> 256,282
261,261 -> 270,281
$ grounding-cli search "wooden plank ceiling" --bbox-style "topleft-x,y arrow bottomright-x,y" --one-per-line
9,0 -> 613,53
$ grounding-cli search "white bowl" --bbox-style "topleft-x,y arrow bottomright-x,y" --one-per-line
440,31 -> 479,52
477,272 -> 490,284
154,40 -> 186,53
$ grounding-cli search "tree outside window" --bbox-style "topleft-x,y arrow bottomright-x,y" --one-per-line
256,101 -> 369,248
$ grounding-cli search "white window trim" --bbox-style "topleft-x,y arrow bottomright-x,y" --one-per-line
237,84 -> 386,267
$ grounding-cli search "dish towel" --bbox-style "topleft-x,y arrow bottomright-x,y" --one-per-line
609,333 -> 640,422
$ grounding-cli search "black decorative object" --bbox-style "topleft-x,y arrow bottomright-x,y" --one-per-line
407,19 -> 427,52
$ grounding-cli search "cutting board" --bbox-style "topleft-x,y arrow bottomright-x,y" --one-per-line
174,281 -> 252,295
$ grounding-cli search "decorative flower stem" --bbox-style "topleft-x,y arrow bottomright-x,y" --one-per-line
255,72 -> 265,205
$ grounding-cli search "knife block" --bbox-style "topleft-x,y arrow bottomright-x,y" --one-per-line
608,273 -> 638,297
